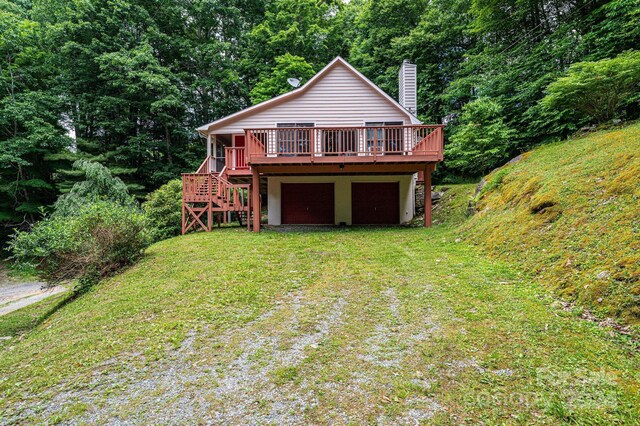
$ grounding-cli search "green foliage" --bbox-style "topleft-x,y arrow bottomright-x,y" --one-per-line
244,0 -> 349,83
9,159 -> 147,287
250,54 -> 316,104
2,0 -> 640,224
464,123 -> 640,324
9,200 -> 149,288
0,4 -> 71,231
446,98 -> 516,175
142,179 -> 182,242
542,51 -> 640,123
54,160 -> 135,216
349,0 -> 427,97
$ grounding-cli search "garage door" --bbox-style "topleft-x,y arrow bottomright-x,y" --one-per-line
352,182 -> 400,224
281,183 -> 335,224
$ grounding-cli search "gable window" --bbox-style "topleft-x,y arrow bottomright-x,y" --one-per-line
277,123 -> 314,156
365,121 -> 404,154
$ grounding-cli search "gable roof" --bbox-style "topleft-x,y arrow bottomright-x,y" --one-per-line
197,56 -> 421,135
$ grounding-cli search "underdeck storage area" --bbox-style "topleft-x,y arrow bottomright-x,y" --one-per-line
267,175 -> 414,226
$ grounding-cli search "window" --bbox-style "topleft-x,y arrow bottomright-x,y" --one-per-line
214,142 -> 225,171
277,123 -> 314,156
365,121 -> 404,154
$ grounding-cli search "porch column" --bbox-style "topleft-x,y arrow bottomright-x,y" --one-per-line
206,134 -> 212,157
252,167 -> 261,232
212,136 -> 218,172
424,164 -> 434,227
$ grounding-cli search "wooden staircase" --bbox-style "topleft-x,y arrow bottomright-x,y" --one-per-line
181,157 -> 254,234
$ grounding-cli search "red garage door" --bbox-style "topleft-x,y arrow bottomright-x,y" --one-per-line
352,182 -> 400,224
281,183 -> 335,224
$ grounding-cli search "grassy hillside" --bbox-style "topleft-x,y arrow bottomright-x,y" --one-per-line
1,124 -> 639,423
1,227 -> 639,423
463,123 -> 640,326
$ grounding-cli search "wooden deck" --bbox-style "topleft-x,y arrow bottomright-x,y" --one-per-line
182,164 -> 252,233
182,125 -> 444,233
243,124 -> 443,166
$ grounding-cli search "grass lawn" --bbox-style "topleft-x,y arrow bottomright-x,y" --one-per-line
1,219 -> 639,423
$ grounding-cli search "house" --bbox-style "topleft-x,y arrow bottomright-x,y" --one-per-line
182,57 -> 444,233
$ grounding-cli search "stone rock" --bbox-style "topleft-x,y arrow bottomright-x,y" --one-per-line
505,154 -> 524,166
474,178 -> 487,198
596,271 -> 610,280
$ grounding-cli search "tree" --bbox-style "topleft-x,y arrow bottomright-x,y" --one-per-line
250,54 -> 316,104
244,0 -> 349,93
0,2 -> 70,233
349,0 -> 427,97
541,51 -> 640,123
392,0 -> 474,123
446,98 -> 515,176
54,160 -> 135,217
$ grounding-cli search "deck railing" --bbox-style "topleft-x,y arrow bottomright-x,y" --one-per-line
182,173 -> 214,202
182,172 -> 252,232
225,147 -> 249,171
183,172 -> 249,209
245,125 -> 443,162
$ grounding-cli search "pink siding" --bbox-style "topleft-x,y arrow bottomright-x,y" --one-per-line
211,63 -> 412,134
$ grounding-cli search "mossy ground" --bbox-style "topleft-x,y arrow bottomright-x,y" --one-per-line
463,123 -> 640,328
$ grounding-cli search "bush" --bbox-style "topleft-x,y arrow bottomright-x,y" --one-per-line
445,98 -> 516,176
542,50 -> 640,123
142,179 -> 182,242
9,201 -> 149,289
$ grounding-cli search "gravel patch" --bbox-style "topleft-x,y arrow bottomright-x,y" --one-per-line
6,292 -> 348,425
4,284 -> 448,425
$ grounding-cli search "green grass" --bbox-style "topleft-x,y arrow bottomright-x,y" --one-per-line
463,123 -> 640,327
1,225 -> 639,423
0,291 -> 72,337
1,124 -> 639,423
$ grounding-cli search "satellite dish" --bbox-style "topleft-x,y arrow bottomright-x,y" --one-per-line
287,77 -> 301,88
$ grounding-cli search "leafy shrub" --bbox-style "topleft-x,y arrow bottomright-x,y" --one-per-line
142,179 -> 182,242
54,160 -> 135,216
542,50 -> 640,123
9,201 -> 149,289
446,98 -> 516,176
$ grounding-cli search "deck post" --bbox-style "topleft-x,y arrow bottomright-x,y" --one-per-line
206,134 -> 212,158
252,167 -> 260,232
424,164 -> 433,227
181,199 -> 186,235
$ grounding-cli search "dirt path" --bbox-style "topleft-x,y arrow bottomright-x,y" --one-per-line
0,282 -> 66,316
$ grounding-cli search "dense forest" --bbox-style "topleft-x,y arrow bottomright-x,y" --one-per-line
2,0 -> 639,233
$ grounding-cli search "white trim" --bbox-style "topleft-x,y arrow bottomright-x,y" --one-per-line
197,57 -> 421,135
